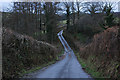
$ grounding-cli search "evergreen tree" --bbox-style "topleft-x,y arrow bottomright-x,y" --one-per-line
104,4 -> 114,27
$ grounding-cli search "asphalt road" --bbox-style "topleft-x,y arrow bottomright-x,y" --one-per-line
24,30 -> 92,79
35,51 -> 91,78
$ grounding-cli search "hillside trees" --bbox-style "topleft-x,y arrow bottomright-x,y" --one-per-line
71,2 -> 76,25
43,2 -> 60,43
3,2 -> 61,43
83,2 -> 103,16
76,1 -> 82,20
7,2 -> 44,36
2,2 -> 118,42
63,2 -> 71,30
103,4 -> 115,28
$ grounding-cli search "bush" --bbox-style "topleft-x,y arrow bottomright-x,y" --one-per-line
79,26 -> 120,78
75,14 -> 103,37
2,27 -> 58,78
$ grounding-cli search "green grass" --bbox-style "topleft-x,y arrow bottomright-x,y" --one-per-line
75,52 -> 103,78
58,20 -> 67,26
19,60 -> 56,77
56,50 -> 64,61
19,50 -> 64,77
73,33 -> 88,43
61,20 -> 67,24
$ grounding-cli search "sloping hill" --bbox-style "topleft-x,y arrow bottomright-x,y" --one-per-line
79,26 -> 120,78
2,27 -> 58,78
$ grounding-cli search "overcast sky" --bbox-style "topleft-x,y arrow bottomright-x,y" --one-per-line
0,0 -> 120,2
0,0 -> 120,12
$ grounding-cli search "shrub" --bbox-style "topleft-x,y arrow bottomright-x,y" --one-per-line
79,26 -> 120,78
2,27 -> 58,78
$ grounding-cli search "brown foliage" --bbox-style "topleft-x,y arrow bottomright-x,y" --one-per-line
2,27 -> 58,78
79,26 -> 120,78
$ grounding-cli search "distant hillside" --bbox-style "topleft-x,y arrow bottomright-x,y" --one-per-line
114,12 -> 120,17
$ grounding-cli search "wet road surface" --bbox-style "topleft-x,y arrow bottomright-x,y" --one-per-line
24,30 -> 92,79
34,50 -> 92,78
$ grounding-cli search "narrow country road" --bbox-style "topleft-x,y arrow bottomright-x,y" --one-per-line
24,30 -> 92,79
34,51 -> 92,78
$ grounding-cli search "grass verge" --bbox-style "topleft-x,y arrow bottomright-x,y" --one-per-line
19,50 -> 64,77
19,60 -> 56,77
75,52 -> 103,78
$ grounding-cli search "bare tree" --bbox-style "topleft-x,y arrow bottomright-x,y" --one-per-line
38,2 -> 42,30
43,2 -> 60,43
82,2 -> 104,16
63,2 -> 72,30
76,1 -> 82,20
71,2 -> 76,25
